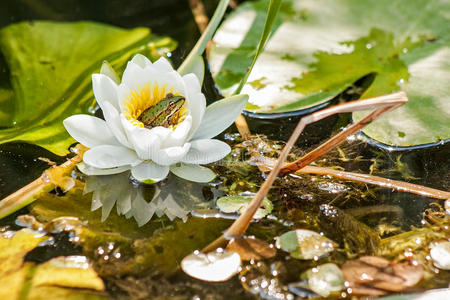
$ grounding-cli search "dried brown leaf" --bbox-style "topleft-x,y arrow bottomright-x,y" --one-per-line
392,261 -> 424,287
349,285 -> 386,296
359,256 -> 390,268
342,260 -> 378,283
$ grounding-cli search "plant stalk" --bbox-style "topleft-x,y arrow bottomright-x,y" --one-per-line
202,92 -> 409,252
0,145 -> 86,219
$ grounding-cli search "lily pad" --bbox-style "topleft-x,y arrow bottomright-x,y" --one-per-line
216,194 -> 273,219
209,0 -> 450,146
0,21 -> 176,155
275,229 -> 336,259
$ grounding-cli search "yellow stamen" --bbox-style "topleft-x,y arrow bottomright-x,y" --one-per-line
122,82 -> 186,129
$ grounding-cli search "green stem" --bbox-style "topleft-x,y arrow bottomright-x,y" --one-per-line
233,0 -> 282,95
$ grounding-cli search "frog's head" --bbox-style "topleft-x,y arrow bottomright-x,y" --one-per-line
165,94 -> 185,118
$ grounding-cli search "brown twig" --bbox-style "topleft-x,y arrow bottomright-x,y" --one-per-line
279,92 -> 407,175
203,111 -> 307,252
229,0 -> 239,9
188,0 -> 209,34
252,155 -> 450,200
202,92 -> 409,252
0,145 -> 87,219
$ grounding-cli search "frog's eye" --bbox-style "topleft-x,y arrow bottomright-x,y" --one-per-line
169,101 -> 175,108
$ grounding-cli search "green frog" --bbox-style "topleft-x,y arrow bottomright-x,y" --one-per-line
138,93 -> 185,129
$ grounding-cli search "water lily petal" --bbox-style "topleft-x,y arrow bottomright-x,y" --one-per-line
151,143 -> 191,166
119,62 -> 148,103
170,163 -> 216,183
101,101 -> 131,148
153,56 -> 175,73
100,61 -> 120,84
130,53 -> 152,68
120,116 -> 170,160
63,114 -> 120,148
183,72 -> 206,139
191,94 -> 248,140
92,73 -> 120,111
83,145 -> 141,169
183,73 -> 202,94
163,115 -> 192,148
77,162 -> 131,176
131,161 -> 170,182
145,67 -> 186,96
179,55 -> 204,85
186,92 -> 206,140
181,139 -> 230,165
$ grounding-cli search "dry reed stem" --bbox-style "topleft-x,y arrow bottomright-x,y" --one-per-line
188,0 -> 209,34
0,145 -> 87,218
203,92 -> 410,252
298,166 -> 450,200
253,153 -> 450,200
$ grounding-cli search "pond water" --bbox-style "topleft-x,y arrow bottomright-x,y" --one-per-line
0,1 -> 449,299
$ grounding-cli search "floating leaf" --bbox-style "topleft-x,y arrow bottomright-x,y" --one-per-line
226,236 -> 276,261
33,256 -> 104,290
275,229 -> 336,259
429,241 -> 450,270
209,0 -> 450,147
216,194 -> 273,219
0,21 -> 176,155
303,263 -> 344,297
0,229 -> 47,274
181,250 -> 241,282
0,228 -> 105,300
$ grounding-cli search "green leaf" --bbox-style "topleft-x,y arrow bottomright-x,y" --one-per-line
209,0 -> 450,146
216,195 -> 273,219
233,0 -> 282,95
0,21 -> 176,155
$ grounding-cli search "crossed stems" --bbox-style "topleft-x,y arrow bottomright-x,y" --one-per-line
203,92 -> 449,253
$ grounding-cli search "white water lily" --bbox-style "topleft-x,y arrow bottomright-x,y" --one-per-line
64,54 -> 248,183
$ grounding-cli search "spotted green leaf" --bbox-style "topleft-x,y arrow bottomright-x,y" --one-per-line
209,0 -> 450,147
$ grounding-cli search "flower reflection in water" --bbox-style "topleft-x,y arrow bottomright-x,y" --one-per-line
84,172 -> 215,226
